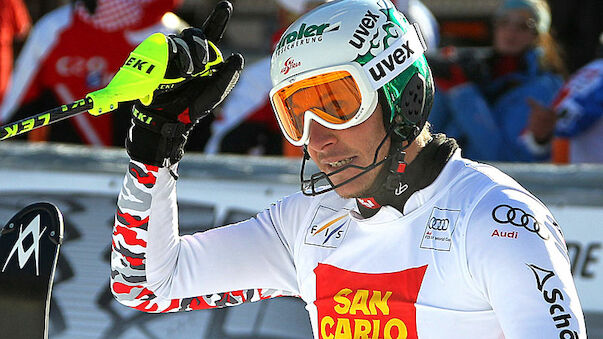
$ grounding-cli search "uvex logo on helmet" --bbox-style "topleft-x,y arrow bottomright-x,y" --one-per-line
348,10 -> 381,49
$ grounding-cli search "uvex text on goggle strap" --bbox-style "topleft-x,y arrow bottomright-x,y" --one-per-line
270,24 -> 425,147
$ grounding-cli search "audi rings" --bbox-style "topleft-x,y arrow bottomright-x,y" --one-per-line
428,217 -> 450,231
492,204 -> 549,240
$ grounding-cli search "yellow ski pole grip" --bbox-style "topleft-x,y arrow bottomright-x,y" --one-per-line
86,34 -> 224,116
87,33 -> 169,116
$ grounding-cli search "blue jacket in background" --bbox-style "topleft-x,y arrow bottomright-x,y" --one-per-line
429,48 -> 564,162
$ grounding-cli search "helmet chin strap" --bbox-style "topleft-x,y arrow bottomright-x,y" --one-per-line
355,133 -> 412,204
300,124 -> 397,196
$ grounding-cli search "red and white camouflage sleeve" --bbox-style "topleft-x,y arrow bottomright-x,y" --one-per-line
111,161 -> 299,313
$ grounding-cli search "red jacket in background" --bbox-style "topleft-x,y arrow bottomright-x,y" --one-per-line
0,0 -> 183,146
0,0 -> 31,103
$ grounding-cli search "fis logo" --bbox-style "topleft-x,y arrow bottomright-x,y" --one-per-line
305,207 -> 350,248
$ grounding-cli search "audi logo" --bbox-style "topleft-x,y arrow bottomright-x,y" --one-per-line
428,217 -> 449,231
492,204 -> 549,240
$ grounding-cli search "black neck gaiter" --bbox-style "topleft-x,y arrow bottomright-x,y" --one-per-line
356,134 -> 458,218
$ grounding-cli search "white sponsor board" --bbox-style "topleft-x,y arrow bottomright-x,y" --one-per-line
0,148 -> 602,338
549,206 -> 603,313
0,169 -> 309,339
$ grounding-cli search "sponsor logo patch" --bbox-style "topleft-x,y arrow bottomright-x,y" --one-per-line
275,22 -> 341,56
2,215 -> 47,276
314,263 -> 427,339
280,57 -> 301,75
348,9 -> 381,49
351,5 -> 404,65
357,197 -> 381,209
124,56 -> 156,75
305,206 -> 350,248
491,204 -> 555,240
420,207 -> 460,251
527,264 -> 580,338
491,229 -> 518,239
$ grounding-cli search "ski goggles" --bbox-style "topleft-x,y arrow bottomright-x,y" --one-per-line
269,64 -> 378,146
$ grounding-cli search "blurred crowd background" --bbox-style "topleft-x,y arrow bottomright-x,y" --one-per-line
1,0 -> 601,163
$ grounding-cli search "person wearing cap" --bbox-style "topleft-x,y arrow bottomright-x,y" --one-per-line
428,0 -> 566,162
111,1 -> 585,338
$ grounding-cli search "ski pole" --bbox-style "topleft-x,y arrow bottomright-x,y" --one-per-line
0,32 -> 224,141
0,98 -> 93,140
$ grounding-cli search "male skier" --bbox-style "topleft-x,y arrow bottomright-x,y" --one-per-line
111,1 -> 585,338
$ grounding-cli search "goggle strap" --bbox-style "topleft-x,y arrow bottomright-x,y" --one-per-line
362,25 -> 426,91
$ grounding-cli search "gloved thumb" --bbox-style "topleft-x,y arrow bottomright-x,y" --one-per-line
191,53 -> 244,116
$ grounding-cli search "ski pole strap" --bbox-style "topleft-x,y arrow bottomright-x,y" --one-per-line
131,106 -> 189,137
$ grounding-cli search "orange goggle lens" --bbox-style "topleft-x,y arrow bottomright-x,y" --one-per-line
272,70 -> 362,143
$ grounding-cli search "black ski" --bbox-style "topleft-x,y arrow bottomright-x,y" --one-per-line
0,202 -> 64,339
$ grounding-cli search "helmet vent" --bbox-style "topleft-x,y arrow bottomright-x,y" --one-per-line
400,73 -> 425,122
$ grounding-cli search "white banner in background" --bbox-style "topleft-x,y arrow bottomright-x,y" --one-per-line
0,168 -> 601,339
550,206 -> 603,313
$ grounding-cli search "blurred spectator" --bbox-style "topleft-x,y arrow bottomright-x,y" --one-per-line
549,0 -> 601,73
0,0 -> 186,147
394,0 -> 439,52
0,0 -> 31,103
428,0 -> 566,162
526,50 -> 603,163
205,0 -> 439,156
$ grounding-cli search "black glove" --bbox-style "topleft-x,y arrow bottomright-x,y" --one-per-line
126,1 -> 244,167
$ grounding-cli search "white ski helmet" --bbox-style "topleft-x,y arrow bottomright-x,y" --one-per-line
269,0 -> 434,146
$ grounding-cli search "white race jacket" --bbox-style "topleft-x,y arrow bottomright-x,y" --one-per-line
112,150 -> 586,338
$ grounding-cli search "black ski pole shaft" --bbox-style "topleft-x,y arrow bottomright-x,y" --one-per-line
0,97 -> 94,141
